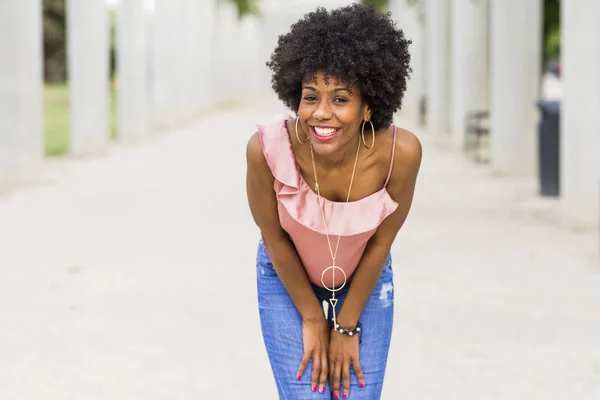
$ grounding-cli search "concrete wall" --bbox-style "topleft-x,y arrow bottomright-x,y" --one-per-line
0,1 -> 44,190
425,0 -> 451,138
390,0 -> 425,125
560,0 -> 600,229
117,0 -> 149,142
67,0 -> 111,155
449,0 -> 489,148
489,0 -> 542,176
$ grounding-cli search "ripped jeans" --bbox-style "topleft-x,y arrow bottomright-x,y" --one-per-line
256,239 -> 395,399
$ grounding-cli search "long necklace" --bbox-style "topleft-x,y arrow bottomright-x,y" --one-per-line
309,137 -> 361,327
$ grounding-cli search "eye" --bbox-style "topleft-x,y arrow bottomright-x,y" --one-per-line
303,95 -> 317,102
333,97 -> 348,104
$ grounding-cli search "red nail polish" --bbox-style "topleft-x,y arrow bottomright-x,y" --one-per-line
343,393 -> 348,399
334,394 -> 339,399
313,385 -> 317,391
359,382 -> 365,388
297,375 -> 301,381
319,387 -> 324,394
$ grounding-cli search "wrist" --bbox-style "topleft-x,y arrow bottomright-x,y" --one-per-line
333,321 -> 362,337
336,314 -> 359,329
301,306 -> 326,324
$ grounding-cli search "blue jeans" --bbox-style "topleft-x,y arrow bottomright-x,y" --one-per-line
256,239 -> 395,399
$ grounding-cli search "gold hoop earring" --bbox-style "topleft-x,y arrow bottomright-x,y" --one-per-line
361,120 -> 375,150
295,117 -> 309,144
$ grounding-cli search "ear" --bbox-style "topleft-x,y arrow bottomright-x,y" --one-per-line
363,104 -> 372,121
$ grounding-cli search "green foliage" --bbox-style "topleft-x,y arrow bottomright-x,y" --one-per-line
227,0 -> 260,18
543,0 -> 561,61
43,0 -> 67,82
360,0 -> 390,13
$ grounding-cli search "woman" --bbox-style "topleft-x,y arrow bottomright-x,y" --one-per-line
246,4 -> 421,399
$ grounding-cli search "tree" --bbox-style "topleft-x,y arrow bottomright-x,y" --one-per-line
360,0 -> 390,13
227,0 -> 260,18
543,0 -> 560,62
43,0 -> 67,82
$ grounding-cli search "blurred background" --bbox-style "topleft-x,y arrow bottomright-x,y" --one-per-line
0,0 -> 598,399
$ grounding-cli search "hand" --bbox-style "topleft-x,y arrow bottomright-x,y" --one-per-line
296,318 -> 330,394
328,329 -> 365,399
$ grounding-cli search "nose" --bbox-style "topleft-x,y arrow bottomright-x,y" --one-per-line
313,100 -> 332,121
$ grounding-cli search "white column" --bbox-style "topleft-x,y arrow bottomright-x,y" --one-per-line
117,0 -> 149,142
258,0 -> 282,95
198,0 -> 216,109
212,2 -> 239,104
489,0 -> 542,176
170,0 -> 183,120
0,1 -> 43,189
67,0 -> 110,155
561,0 -> 600,229
425,0 -> 451,137
449,0 -> 489,148
151,0 -> 177,129
390,0 -> 425,125
240,16 -> 261,97
174,0 -> 191,121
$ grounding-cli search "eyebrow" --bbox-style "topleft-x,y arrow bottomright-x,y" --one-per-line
302,86 -> 353,95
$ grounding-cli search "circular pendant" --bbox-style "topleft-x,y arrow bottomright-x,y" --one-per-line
320,265 -> 347,292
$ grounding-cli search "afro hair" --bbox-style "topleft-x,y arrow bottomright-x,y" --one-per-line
266,4 -> 412,131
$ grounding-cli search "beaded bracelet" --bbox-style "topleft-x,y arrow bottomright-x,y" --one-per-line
334,321 -> 362,337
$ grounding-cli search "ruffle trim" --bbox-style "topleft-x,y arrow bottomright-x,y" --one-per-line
257,114 -> 399,236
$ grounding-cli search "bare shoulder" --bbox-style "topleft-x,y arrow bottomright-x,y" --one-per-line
388,127 -> 422,191
246,131 -> 264,166
395,128 -> 422,169
246,131 -> 274,183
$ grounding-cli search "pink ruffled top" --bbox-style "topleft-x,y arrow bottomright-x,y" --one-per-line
257,114 -> 399,288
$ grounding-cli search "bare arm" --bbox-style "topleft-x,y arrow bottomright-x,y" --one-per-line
246,131 -> 324,322
247,131 -> 331,391
337,129 -> 423,328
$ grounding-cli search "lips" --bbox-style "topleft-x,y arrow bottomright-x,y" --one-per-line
311,126 -> 341,141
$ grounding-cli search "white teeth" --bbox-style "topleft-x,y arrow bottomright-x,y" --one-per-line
314,127 -> 337,136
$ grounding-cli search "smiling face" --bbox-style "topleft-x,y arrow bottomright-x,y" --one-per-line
297,71 -> 371,158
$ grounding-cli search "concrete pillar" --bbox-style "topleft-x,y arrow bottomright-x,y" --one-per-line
0,0 -> 43,189
258,0 -> 283,94
117,0 -> 149,142
174,0 -> 195,120
390,0 -> 425,125
561,0 -> 600,229
489,0 -> 542,176
173,0 -> 190,120
425,0 -> 451,137
67,0 -> 110,155
151,0 -> 177,129
449,0 -> 489,148
198,1 -> 216,109
240,16 -> 261,98
212,1 -> 239,104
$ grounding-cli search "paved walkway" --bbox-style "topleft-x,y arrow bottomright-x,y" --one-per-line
0,97 -> 598,399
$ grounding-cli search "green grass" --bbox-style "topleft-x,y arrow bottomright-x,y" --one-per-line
44,84 -> 117,157
44,84 -> 70,156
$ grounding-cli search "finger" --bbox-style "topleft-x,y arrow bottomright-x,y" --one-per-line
342,361 -> 351,399
296,352 -> 310,381
310,353 -> 320,392
329,359 -> 335,392
332,360 -> 342,399
319,352 -> 328,394
353,358 -> 365,389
